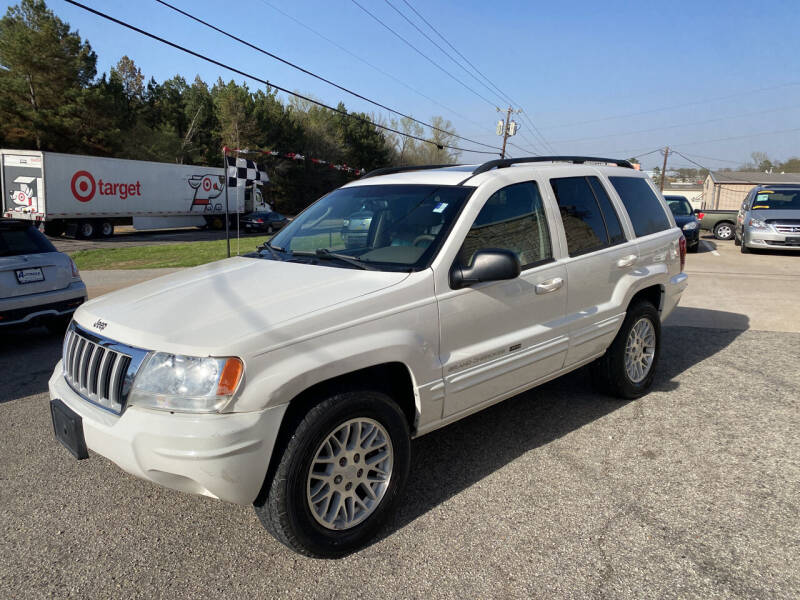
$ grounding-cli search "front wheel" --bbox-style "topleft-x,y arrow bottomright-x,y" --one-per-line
77,220 -> 95,239
591,301 -> 661,399
255,389 -> 411,557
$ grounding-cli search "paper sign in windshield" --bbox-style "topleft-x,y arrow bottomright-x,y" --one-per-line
433,202 -> 448,213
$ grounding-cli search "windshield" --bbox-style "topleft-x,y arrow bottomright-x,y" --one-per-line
751,189 -> 800,210
267,184 -> 472,270
665,196 -> 693,216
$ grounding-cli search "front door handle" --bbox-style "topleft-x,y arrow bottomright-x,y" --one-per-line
535,277 -> 563,294
616,254 -> 637,268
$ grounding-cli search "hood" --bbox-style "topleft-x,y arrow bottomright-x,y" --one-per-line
74,257 -> 409,355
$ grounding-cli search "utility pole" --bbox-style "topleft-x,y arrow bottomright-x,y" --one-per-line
660,146 -> 669,191
497,107 -> 521,159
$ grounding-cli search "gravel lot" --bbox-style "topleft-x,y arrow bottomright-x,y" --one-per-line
1,237 -> 798,599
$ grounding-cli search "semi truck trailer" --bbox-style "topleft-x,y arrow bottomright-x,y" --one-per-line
1,150 -> 264,238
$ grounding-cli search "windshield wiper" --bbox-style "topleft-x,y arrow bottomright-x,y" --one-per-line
293,249 -> 375,270
257,242 -> 284,260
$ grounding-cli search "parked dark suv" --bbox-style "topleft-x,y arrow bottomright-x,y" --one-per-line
664,195 -> 700,252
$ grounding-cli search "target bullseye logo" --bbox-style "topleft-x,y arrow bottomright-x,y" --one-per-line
71,170 -> 96,202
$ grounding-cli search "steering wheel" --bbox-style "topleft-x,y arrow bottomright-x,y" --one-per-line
412,234 -> 436,247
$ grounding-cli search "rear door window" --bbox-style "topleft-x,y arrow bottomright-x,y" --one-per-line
550,176 -> 624,256
609,176 -> 671,237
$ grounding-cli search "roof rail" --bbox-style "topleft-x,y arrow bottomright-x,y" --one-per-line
470,156 -> 634,177
361,164 -> 461,179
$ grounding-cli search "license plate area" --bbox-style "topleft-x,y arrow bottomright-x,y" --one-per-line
785,236 -> 800,246
15,267 -> 44,284
50,399 -> 89,460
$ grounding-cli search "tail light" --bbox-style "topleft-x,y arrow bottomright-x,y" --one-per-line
697,212 -> 705,220
256,218 -> 264,223
679,235 -> 686,272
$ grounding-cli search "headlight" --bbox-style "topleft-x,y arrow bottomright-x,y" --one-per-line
748,217 -> 769,230
682,221 -> 698,231
128,353 -> 243,413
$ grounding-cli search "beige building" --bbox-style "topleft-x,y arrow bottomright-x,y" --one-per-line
702,171 -> 800,210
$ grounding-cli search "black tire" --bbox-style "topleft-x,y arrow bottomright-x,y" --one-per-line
687,242 -> 699,253
591,301 -> 661,399
45,314 -> 73,335
713,222 -> 734,240
255,389 -> 411,558
43,221 -> 65,237
740,237 -> 750,253
734,234 -> 741,246
266,225 -> 274,235
76,220 -> 95,239
99,221 -> 114,238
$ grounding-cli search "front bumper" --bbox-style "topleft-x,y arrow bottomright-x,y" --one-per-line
49,362 -> 287,505
744,229 -> 800,251
0,281 -> 86,326
682,228 -> 700,246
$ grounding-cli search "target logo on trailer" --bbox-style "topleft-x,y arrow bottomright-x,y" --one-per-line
69,170 -> 141,203
71,170 -> 96,202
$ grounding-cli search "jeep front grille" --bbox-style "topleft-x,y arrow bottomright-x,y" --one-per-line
62,325 -> 148,414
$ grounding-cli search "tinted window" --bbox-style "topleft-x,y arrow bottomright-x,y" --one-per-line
551,177 -> 609,255
588,177 -> 626,245
0,224 -> 56,256
665,196 -> 693,216
609,177 -> 671,237
460,181 -> 552,269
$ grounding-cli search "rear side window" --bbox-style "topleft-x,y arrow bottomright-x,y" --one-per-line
460,181 -> 552,269
609,177 -> 671,237
588,177 -> 626,245
550,176 -> 623,256
0,225 -> 56,256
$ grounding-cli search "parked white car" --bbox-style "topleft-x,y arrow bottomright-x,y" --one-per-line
1,219 -> 86,331
48,157 -> 688,557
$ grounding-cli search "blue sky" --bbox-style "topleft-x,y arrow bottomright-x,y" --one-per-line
5,0 -> 800,169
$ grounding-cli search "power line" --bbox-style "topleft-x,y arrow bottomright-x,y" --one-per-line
391,0 -> 555,153
154,0 -> 499,151
550,103 -> 800,145
506,141 -> 540,156
349,0 -> 498,109
254,0 -> 494,136
670,150 -> 742,165
65,0 -> 500,156
383,0 -> 504,105
539,81 -> 800,131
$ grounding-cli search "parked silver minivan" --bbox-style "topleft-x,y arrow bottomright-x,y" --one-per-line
735,185 -> 800,253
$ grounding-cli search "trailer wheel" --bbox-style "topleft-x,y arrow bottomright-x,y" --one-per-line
99,221 -> 114,238
77,221 -> 96,239
207,216 -> 225,230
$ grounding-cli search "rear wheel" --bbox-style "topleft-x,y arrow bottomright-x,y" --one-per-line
77,220 -> 95,239
43,221 -> 65,237
255,389 -> 410,558
99,221 -> 114,238
713,222 -> 733,240
592,301 -> 661,399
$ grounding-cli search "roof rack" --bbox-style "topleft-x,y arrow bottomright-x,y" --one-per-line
361,164 -> 462,179
470,156 -> 634,177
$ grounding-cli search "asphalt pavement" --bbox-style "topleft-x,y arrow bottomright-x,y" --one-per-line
1,236 -> 799,599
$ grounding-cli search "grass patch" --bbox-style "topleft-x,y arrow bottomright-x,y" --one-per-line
71,236 -> 271,270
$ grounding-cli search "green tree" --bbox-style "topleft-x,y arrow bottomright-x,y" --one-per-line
212,78 -> 258,151
0,0 -> 97,150
110,55 -> 143,100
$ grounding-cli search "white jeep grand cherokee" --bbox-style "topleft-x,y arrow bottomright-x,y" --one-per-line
49,157 -> 688,557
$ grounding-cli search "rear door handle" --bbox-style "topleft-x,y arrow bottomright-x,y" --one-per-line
616,254 -> 637,268
535,277 -> 563,294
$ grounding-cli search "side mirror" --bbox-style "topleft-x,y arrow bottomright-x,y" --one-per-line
450,248 -> 521,290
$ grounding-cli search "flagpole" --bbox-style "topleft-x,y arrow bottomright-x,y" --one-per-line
222,146 -> 230,258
